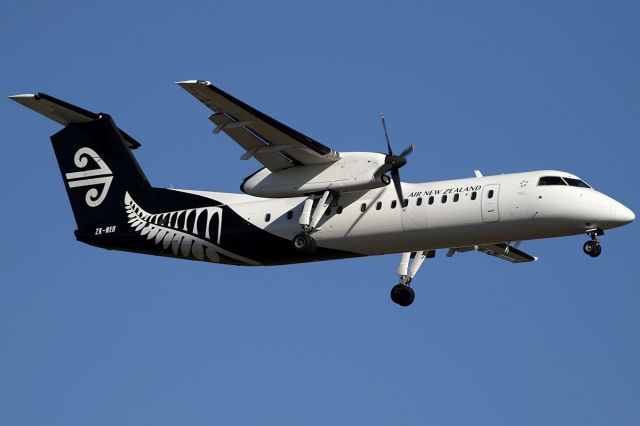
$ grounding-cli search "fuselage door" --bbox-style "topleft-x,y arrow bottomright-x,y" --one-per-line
481,184 -> 500,223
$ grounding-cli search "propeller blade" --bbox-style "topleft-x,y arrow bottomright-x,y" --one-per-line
391,168 -> 405,206
398,144 -> 415,159
380,113 -> 393,155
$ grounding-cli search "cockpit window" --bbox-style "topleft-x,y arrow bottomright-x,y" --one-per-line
563,177 -> 591,188
538,176 -> 567,186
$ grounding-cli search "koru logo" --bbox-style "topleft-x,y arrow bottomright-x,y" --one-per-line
65,147 -> 113,207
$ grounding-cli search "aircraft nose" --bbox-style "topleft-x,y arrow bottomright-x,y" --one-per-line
614,202 -> 635,225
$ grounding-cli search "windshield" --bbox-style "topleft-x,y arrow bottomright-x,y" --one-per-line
537,176 -> 591,188
563,177 -> 591,188
538,176 -> 566,186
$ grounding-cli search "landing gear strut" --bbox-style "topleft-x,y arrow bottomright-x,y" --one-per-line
583,228 -> 603,258
390,250 -> 435,307
291,190 -> 335,255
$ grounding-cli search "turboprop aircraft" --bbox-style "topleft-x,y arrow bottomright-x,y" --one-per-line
10,80 -> 635,306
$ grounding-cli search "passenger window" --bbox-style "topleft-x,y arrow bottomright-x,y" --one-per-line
265,213 -> 271,222
416,197 -> 422,206
403,199 -> 409,207
442,195 -> 447,203
453,193 -> 459,202
360,203 -> 367,212
488,190 -> 494,199
336,206 -> 343,214
471,191 -> 477,200
376,201 -> 382,210
286,210 -> 293,220
428,196 -> 434,205
391,200 -> 397,209
538,176 -> 567,186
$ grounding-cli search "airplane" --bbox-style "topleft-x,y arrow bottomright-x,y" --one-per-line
10,80 -> 635,307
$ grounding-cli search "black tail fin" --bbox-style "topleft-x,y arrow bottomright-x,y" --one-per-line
11,93 -> 157,230
51,116 -> 157,229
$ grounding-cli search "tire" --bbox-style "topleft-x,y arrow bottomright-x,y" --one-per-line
390,284 -> 415,307
583,240 -> 601,257
292,233 -> 316,255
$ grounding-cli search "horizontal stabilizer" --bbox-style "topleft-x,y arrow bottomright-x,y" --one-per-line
10,92 -> 140,149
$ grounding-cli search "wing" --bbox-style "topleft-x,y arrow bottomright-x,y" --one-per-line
177,80 -> 339,172
447,243 -> 537,263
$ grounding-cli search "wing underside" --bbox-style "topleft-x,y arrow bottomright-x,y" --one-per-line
448,243 -> 537,263
177,80 -> 339,171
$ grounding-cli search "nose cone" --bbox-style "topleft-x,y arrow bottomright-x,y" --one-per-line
614,202 -> 635,225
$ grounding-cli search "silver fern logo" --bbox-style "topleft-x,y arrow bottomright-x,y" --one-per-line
65,147 -> 113,207
124,192 -> 260,266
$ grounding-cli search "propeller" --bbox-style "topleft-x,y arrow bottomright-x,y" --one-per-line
379,113 -> 414,206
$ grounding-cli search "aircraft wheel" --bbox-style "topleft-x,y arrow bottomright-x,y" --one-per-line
390,284 -> 415,307
293,233 -> 316,254
583,240 -> 601,257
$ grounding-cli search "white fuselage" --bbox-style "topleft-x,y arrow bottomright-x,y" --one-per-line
179,170 -> 635,257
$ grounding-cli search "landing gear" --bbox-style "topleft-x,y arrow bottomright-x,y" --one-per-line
390,284 -> 415,306
390,250 -> 435,307
583,240 -> 602,257
291,190 -> 336,255
583,228 -> 603,258
292,232 -> 316,254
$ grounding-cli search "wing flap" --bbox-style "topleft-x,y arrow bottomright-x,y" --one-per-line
208,113 -> 294,170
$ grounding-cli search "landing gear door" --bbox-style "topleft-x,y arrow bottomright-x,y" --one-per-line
482,184 -> 500,223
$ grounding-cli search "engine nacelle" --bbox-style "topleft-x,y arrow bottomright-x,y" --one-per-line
241,152 -> 390,197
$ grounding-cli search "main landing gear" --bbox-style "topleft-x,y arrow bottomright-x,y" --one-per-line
291,190 -> 335,255
390,250 -> 435,307
292,232 -> 316,255
583,228 -> 604,258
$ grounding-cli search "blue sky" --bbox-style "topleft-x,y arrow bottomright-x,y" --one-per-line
1,1 -> 639,425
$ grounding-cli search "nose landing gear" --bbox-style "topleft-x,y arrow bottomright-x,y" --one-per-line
583,228 -> 604,257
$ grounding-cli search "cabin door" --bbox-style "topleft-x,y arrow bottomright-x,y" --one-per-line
481,184 -> 500,223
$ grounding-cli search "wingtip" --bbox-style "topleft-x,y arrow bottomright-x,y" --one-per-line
175,80 -> 211,86
9,93 -> 36,100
